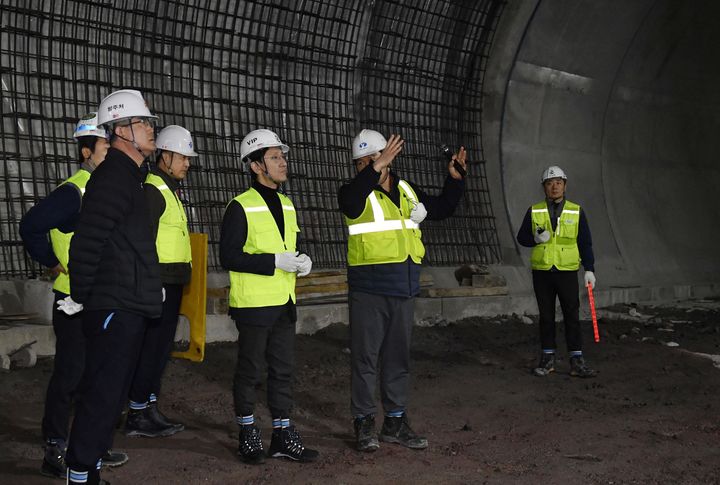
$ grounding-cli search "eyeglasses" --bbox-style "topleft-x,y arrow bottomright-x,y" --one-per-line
128,118 -> 156,129
264,154 -> 287,163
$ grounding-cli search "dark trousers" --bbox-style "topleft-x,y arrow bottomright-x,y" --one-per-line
532,270 -> 582,352
41,292 -> 85,442
349,290 -> 414,417
65,310 -> 147,472
129,284 -> 183,403
232,306 -> 295,418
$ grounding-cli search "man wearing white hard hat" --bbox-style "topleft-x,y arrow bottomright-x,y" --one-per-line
516,165 -> 597,378
123,125 -> 197,439
20,113 -> 128,478
65,89 -> 163,485
338,129 -> 467,452
220,128 -> 318,464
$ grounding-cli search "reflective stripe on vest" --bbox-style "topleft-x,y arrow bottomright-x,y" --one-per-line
229,188 -> 299,308
145,173 -> 192,264
345,179 -> 425,266
530,199 -> 581,271
49,169 -> 91,294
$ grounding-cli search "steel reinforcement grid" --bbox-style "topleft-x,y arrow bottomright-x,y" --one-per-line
0,0 -> 504,278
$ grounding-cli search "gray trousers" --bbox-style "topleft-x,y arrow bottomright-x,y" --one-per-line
349,290 -> 414,417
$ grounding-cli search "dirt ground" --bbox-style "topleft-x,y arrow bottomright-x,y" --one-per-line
1,299 -> 720,484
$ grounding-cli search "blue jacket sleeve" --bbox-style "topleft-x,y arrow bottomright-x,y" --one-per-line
578,208 -> 595,272
516,208 -> 535,248
19,184 -> 82,268
412,175 -> 465,221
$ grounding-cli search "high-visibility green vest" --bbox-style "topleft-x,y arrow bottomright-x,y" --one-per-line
228,188 -> 299,308
49,169 -> 91,294
530,199 -> 581,271
345,179 -> 425,266
145,173 -> 192,264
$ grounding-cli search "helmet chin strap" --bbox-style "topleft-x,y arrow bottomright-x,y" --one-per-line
164,152 -> 175,176
115,124 -> 150,160
258,159 -> 281,187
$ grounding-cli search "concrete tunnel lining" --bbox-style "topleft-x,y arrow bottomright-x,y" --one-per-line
494,0 -> 720,288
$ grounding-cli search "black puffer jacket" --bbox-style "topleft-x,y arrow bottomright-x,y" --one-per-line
69,147 -> 162,318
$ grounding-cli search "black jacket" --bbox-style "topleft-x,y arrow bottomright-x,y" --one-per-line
69,147 -> 162,317
337,166 -> 465,297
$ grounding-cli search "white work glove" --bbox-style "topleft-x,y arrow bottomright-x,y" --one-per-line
533,227 -> 551,244
409,202 -> 427,224
584,271 -> 596,289
275,251 -> 302,273
56,296 -> 83,316
162,287 -> 166,302
296,253 -> 313,277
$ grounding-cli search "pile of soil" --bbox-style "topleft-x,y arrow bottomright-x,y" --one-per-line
1,299 -> 719,484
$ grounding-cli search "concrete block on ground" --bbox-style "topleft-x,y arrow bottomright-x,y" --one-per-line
415,298 -> 443,326
297,304 -> 348,335
472,274 -> 508,288
0,323 -> 55,357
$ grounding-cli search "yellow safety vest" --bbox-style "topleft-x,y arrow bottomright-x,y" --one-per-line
228,188 -> 299,308
345,179 -> 425,266
49,169 -> 91,294
145,173 -> 192,264
530,199 -> 581,271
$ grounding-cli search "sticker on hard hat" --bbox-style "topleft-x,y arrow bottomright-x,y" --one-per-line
359,142 -> 367,148
247,138 -> 257,145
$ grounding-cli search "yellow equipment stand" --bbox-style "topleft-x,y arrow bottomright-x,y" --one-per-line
172,232 -> 208,362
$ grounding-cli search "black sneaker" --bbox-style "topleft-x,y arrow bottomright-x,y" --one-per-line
124,408 -> 177,438
40,440 -> 66,479
533,353 -> 555,376
268,426 -> 319,463
379,414 -> 428,450
147,403 -> 185,434
353,415 -> 379,452
101,449 -> 128,468
570,355 -> 597,378
238,424 -> 265,465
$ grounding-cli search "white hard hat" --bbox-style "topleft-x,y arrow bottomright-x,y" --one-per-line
541,165 -> 567,182
73,112 -> 107,139
240,129 -> 289,161
156,125 -> 198,157
352,129 -> 387,159
97,89 -> 157,127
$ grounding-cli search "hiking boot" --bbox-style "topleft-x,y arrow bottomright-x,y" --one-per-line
570,355 -> 597,378
147,403 -> 185,434
268,426 -> 319,463
40,440 -> 66,479
379,414 -> 428,450
353,415 -> 379,452
124,408 -> 177,438
533,353 -> 556,376
237,424 -> 265,465
101,449 -> 128,467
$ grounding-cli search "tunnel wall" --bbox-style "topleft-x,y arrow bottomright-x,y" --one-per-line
488,0 -> 720,288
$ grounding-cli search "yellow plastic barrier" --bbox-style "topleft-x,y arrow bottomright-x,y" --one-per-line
172,232 -> 208,362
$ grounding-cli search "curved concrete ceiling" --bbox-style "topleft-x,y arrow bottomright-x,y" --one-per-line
488,0 -> 720,286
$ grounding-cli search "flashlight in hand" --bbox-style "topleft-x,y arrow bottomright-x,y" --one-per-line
440,144 -> 466,177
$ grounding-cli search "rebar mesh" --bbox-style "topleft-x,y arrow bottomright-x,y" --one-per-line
0,0 -> 504,278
